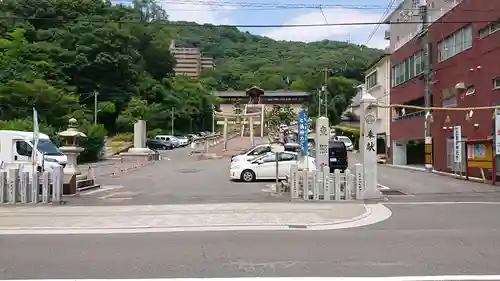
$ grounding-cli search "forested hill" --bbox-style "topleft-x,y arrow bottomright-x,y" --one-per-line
169,22 -> 383,91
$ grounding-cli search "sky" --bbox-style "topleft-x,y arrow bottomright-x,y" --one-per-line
125,0 -> 396,49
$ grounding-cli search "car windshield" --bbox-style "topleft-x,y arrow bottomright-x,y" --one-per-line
31,139 -> 62,156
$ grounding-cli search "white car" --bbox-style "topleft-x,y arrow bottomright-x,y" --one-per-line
175,135 -> 190,146
231,143 -> 287,163
230,151 -> 316,182
336,136 -> 354,151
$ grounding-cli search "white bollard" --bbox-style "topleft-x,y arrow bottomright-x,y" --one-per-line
0,170 -> 6,203
7,168 -> 19,204
354,163 -> 364,199
313,169 -> 320,200
290,164 -> 299,199
302,169 -> 309,200
20,171 -> 29,203
322,166 -> 331,201
334,169 -> 342,201
345,169 -> 353,200
52,166 -> 63,203
41,171 -> 50,203
31,171 -> 39,203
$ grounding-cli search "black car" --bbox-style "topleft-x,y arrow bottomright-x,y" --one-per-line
146,139 -> 173,150
329,140 -> 348,173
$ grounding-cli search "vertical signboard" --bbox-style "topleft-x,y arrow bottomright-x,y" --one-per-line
453,125 -> 462,163
298,110 -> 309,156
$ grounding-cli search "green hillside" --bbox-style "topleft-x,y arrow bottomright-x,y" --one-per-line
169,22 -> 383,91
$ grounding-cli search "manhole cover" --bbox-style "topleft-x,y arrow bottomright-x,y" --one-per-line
381,189 -> 407,195
178,169 -> 201,174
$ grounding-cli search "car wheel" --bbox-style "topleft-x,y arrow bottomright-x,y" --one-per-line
240,169 -> 256,182
161,145 -> 167,150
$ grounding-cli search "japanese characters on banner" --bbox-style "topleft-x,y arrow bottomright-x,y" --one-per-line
495,109 -> 500,155
297,110 -> 309,156
453,125 -> 462,163
315,117 -> 330,168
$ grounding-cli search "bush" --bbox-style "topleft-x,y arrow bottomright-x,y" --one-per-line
147,128 -> 163,138
78,123 -> 107,163
111,132 -> 133,142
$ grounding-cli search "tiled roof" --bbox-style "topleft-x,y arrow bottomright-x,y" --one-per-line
215,91 -> 309,97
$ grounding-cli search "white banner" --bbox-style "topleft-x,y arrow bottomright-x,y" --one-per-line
453,125 -> 461,163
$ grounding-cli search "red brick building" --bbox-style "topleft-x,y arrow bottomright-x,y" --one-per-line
389,0 -> 500,173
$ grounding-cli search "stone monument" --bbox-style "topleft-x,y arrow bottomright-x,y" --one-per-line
360,93 -> 383,199
58,118 -> 99,195
120,120 -> 154,160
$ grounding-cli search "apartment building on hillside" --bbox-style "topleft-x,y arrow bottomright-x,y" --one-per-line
385,0 -> 500,178
169,40 -> 215,77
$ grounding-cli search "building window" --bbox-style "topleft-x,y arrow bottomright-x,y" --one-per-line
438,25 -> 472,62
391,51 -> 424,87
479,19 -> 500,38
366,71 -> 378,89
494,78 -> 500,89
412,0 -> 419,8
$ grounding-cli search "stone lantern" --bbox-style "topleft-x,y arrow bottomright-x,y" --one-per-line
58,118 -> 86,179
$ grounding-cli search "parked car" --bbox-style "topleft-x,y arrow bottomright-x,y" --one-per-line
146,138 -> 173,150
155,135 -> 181,147
336,136 -> 354,151
329,140 -> 348,173
175,135 -> 190,146
231,143 -> 273,162
230,151 -> 316,182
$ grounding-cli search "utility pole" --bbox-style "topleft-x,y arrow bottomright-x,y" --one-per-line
317,89 -> 322,116
94,91 -> 98,125
323,69 -> 329,117
420,0 -> 433,172
212,105 -> 215,133
171,107 -> 175,135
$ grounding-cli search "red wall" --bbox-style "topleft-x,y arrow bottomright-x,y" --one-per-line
390,0 -> 500,171
429,0 -> 500,171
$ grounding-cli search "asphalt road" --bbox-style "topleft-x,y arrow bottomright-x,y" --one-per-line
72,145 -> 287,205
1,203 -> 500,278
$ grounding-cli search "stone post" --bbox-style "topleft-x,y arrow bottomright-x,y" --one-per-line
261,104 -> 265,138
314,116 -> 330,169
223,116 -> 228,151
249,116 -> 254,146
128,120 -> 149,153
360,93 -> 383,199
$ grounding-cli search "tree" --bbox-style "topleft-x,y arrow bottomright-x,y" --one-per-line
307,76 -> 357,125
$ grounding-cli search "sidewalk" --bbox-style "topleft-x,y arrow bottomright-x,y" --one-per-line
0,203 -> 391,234
208,136 -> 265,158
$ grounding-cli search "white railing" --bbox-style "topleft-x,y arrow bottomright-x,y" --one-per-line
288,164 -> 364,201
0,166 -> 63,204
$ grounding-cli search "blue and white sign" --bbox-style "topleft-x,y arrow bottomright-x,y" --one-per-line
298,110 -> 309,155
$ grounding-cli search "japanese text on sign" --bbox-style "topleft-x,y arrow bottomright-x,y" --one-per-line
298,110 -> 309,155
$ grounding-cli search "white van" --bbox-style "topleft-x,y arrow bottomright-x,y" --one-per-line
0,130 -> 67,170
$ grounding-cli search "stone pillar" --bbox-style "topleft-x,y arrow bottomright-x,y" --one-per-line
128,120 -> 150,154
249,116 -> 254,146
261,104 -> 265,137
360,94 -> 383,199
223,117 -> 228,151
314,116 -> 330,169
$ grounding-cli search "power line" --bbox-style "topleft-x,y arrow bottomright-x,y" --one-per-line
4,16 -> 497,27
364,0 -> 396,46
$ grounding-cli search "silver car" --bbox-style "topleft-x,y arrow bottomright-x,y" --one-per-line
336,136 -> 354,151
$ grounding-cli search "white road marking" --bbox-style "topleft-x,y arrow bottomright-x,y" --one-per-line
377,183 -> 390,190
385,201 -> 500,205
4,276 -> 500,281
81,185 -> 123,195
99,191 -> 137,200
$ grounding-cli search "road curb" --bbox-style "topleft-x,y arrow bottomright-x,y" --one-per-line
0,204 -> 392,235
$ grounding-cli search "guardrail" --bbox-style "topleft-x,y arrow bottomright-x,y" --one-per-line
0,166 -> 64,204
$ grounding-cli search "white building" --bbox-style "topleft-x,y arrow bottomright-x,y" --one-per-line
384,0 -> 463,53
364,54 -> 391,153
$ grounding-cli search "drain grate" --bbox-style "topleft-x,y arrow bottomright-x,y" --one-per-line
288,225 -> 308,229
381,189 -> 407,195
